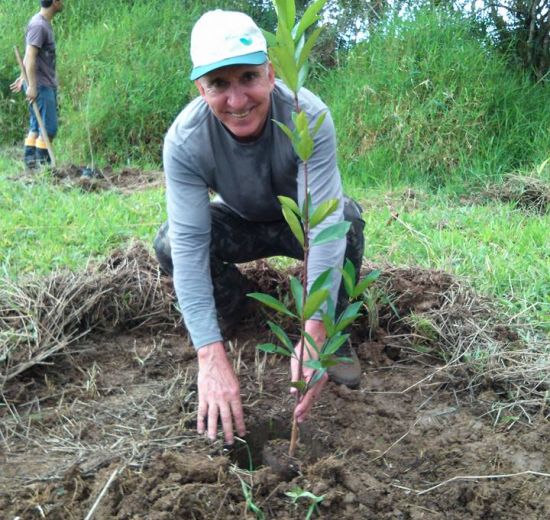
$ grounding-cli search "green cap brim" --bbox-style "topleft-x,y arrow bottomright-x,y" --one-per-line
190,51 -> 267,80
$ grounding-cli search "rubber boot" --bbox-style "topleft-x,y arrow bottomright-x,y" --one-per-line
36,137 -> 51,166
327,339 -> 362,388
23,137 -> 37,171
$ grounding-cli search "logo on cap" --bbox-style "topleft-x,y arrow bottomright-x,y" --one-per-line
240,36 -> 253,46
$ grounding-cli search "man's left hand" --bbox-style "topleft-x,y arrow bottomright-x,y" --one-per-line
290,319 -> 329,423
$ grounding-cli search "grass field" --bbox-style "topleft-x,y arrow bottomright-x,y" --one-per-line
1,151 -> 547,332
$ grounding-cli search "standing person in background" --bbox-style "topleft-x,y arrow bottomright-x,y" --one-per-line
154,10 -> 365,446
10,0 -> 64,170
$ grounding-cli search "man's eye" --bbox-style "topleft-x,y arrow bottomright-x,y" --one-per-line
243,72 -> 259,82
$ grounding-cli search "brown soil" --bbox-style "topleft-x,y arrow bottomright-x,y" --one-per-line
1,267 -> 549,519
12,165 -> 163,193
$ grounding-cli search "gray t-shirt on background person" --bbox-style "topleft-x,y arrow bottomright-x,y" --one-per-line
26,13 -> 57,88
164,80 -> 346,349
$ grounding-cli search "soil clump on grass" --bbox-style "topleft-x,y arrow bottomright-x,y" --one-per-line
481,174 -> 550,214
1,244 -> 548,519
12,164 -> 163,193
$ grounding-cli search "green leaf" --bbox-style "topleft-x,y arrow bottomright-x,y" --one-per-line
273,120 -> 295,141
309,268 -> 332,295
261,29 -> 276,47
297,26 -> 322,71
247,292 -> 296,318
302,331 -> 320,355
321,313 -> 336,337
352,270 -> 381,298
316,356 -> 339,367
282,205 -> 304,246
273,0 -> 289,30
267,321 -> 293,351
271,45 -> 298,93
294,110 -> 309,133
340,269 -> 354,299
311,221 -> 351,246
310,368 -> 327,386
304,359 -> 323,371
278,195 -> 301,217
284,0 -> 296,30
340,258 -> 356,297
326,294 -> 336,318
311,111 -> 327,137
290,276 -> 304,316
294,33 -> 305,63
290,380 -> 307,393
296,62 -> 308,92
294,0 -> 327,41
258,343 -> 292,356
303,288 -> 330,320
295,133 -> 314,161
322,333 -> 349,356
310,199 -> 339,228
335,301 -> 363,332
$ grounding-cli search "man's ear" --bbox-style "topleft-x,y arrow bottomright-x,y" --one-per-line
267,62 -> 276,89
195,79 -> 206,98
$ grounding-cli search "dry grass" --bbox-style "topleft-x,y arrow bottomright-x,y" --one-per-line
369,263 -> 549,423
1,242 -> 548,425
0,242 -> 178,385
482,174 -> 550,214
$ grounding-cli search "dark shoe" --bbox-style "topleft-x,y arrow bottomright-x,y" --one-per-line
36,147 -> 51,166
24,145 -> 37,170
327,339 -> 361,388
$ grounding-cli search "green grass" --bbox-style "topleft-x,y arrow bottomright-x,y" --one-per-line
1,156 -> 547,332
0,158 -> 165,276
349,184 -> 549,329
315,9 -> 550,190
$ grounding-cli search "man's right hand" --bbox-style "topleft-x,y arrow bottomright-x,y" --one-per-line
196,341 -> 246,445
10,77 -> 23,93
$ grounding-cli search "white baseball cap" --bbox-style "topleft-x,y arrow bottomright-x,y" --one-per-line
189,10 -> 268,80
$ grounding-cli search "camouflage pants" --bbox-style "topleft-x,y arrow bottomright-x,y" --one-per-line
153,196 -> 365,322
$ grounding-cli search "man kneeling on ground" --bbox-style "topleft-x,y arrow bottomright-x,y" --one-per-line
154,10 -> 365,445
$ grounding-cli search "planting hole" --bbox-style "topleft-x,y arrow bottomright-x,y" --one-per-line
229,417 -> 291,470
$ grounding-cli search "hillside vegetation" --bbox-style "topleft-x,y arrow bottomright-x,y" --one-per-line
1,1 -> 548,185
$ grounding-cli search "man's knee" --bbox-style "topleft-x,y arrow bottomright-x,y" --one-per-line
153,221 -> 173,275
343,196 -> 365,265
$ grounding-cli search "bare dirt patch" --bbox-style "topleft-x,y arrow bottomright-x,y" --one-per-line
11,165 -> 163,194
1,246 -> 548,519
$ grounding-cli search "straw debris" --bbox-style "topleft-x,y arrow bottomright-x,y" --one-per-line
0,242 -> 178,385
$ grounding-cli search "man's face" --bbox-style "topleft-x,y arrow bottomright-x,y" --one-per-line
54,0 -> 64,12
195,63 -> 275,142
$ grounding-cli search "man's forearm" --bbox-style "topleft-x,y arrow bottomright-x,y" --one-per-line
25,55 -> 37,89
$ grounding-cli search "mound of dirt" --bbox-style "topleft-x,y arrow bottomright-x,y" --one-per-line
481,174 -> 550,214
1,329 -> 548,519
1,245 -> 548,518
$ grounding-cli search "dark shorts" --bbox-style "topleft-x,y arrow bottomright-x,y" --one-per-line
27,85 -> 58,138
154,196 -> 365,321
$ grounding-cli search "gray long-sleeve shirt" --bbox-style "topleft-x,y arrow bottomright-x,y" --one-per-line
164,80 -> 345,348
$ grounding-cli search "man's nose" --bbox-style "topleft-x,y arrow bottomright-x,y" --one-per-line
226,86 -> 247,108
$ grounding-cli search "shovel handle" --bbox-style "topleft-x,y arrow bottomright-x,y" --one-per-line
14,45 -> 56,167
